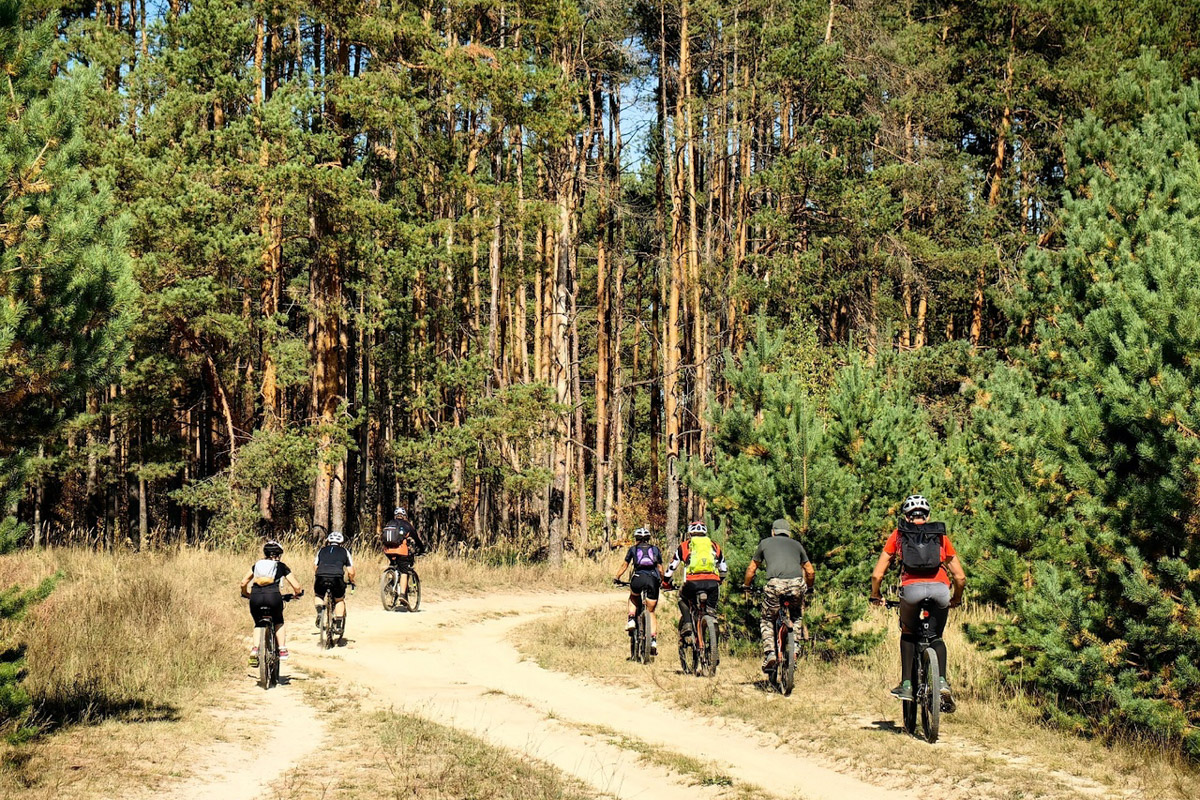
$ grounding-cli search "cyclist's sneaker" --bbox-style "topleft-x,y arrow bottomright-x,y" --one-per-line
625,615 -> 636,631
939,678 -> 957,712
650,637 -> 658,655
248,647 -> 259,667
891,680 -> 914,701
279,647 -> 290,661
762,654 -> 778,672
334,618 -> 345,637
315,609 -> 323,629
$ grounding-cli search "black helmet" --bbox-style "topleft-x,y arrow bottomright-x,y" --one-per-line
263,540 -> 284,558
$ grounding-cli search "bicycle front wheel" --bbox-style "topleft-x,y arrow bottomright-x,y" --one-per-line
407,570 -> 422,612
780,629 -> 796,696
921,648 -> 941,743
380,568 -> 399,611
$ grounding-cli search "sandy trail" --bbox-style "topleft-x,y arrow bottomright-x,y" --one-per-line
129,672 -> 326,800
293,588 -> 914,800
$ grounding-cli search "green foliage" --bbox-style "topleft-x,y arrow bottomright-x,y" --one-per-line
692,324 -> 954,657
0,0 -> 134,509
969,64 -> 1200,754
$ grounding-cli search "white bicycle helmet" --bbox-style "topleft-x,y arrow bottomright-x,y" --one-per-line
326,530 -> 345,545
901,494 -> 931,518
394,506 -> 407,517
633,527 -> 651,540
687,521 -> 707,535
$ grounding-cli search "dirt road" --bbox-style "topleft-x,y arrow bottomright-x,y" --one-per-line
288,589 -> 914,800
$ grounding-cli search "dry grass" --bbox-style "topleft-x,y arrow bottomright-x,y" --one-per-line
518,600 -> 1200,800
282,679 -> 601,800
0,546 -> 260,798
391,550 -> 611,595
2,547 -> 251,730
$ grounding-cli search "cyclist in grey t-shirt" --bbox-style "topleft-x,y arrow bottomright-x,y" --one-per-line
741,519 -> 815,671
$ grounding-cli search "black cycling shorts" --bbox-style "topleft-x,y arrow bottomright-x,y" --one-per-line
249,587 -> 284,626
314,575 -> 347,601
630,571 -> 660,601
387,553 -> 415,571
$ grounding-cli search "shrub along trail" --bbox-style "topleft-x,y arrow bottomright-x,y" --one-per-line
295,587 -> 914,800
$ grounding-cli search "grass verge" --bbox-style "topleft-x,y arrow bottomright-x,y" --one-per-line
561,720 -> 769,799
288,678 -> 601,800
517,599 -> 1200,800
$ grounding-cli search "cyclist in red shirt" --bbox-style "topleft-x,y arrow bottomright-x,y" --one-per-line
869,494 -> 966,709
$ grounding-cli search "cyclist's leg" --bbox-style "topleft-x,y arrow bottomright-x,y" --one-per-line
398,555 -> 414,595
678,582 -> 697,634
331,578 -> 347,618
644,577 -> 660,640
761,579 -> 781,664
896,584 -> 924,691
927,583 -> 952,677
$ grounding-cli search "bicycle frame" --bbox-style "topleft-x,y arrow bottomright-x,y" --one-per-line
615,579 -> 654,664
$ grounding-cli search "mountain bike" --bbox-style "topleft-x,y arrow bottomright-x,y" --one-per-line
759,590 -> 805,695
886,597 -> 941,742
318,582 -> 355,649
614,579 -> 654,664
252,591 -> 300,690
674,585 -> 719,677
381,560 -> 421,612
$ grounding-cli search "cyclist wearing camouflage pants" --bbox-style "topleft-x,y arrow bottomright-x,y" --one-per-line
741,518 -> 815,671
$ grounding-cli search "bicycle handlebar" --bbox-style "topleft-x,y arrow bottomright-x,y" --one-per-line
612,579 -> 630,587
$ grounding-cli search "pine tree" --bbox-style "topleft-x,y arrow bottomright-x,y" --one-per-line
692,324 -> 944,655
983,59 -> 1200,754
0,0 -> 133,526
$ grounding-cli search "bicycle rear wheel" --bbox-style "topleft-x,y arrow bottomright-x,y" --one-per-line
407,570 -> 422,612
780,630 -> 796,696
639,609 -> 653,663
703,617 -> 719,677
256,626 -> 270,689
320,591 -> 335,649
380,568 -> 399,611
921,648 -> 941,743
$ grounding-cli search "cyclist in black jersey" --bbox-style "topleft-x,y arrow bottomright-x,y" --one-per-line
314,530 -> 356,636
240,541 -> 304,666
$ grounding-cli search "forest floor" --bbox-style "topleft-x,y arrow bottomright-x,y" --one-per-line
4,560 -> 1197,800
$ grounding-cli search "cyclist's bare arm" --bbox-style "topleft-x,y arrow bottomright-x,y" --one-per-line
284,574 -> 304,594
947,555 -> 966,606
614,561 -> 629,582
742,559 -> 760,587
869,550 -> 892,603
240,570 -> 254,598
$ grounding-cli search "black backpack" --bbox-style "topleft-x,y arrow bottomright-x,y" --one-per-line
898,520 -> 945,575
382,521 -> 404,548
